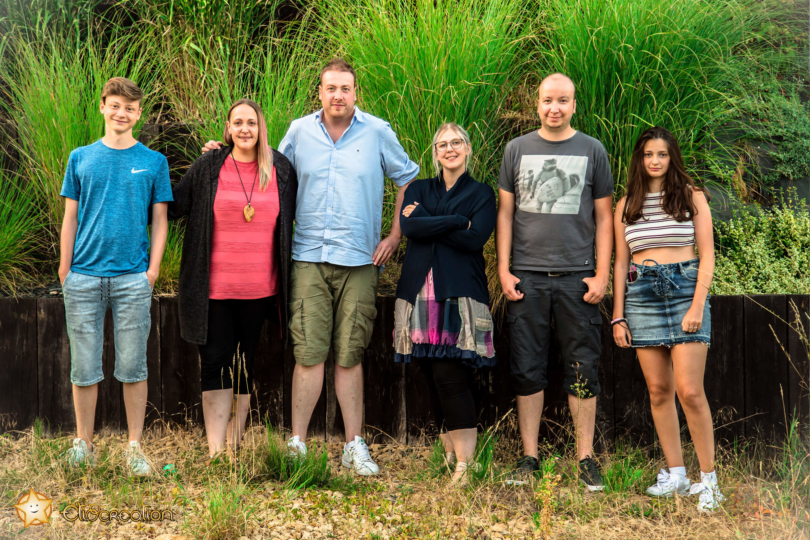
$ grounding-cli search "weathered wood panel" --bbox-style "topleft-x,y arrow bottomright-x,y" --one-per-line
145,299 -> 162,425
363,297 -> 406,444
744,296 -> 789,440
787,295 -> 809,424
252,319 -> 285,429
1,294 -> 807,444
0,298 -> 38,433
706,296 -> 745,443
37,298 -> 75,433
612,344 -> 653,447
595,301 -> 615,452
159,298 -> 202,424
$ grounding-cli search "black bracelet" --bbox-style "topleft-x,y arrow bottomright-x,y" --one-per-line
610,318 -> 627,326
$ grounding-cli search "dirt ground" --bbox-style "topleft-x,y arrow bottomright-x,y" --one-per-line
0,422 -> 807,540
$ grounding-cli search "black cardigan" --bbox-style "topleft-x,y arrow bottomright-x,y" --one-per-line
167,146 -> 297,345
396,172 -> 496,306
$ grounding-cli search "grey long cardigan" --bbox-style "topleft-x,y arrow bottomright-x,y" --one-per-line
167,146 -> 297,346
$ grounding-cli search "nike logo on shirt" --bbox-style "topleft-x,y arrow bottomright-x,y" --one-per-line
131,168 -> 148,174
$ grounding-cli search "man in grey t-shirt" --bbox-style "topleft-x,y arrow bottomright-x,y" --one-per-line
496,73 -> 614,489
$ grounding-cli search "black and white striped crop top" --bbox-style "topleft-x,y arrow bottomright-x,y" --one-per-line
624,192 -> 695,254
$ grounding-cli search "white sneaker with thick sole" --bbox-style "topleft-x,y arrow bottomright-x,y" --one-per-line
287,435 -> 307,460
65,438 -> 95,468
341,436 -> 379,476
125,441 -> 152,477
689,478 -> 725,513
646,468 -> 691,497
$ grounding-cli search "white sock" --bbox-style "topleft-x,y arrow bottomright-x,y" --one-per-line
701,470 -> 717,484
669,466 -> 687,478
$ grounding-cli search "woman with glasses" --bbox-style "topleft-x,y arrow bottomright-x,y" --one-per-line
394,123 -> 497,483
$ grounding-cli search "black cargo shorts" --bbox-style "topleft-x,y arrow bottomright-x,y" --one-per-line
506,269 -> 602,398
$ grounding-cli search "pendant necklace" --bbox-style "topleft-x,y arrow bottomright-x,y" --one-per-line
231,155 -> 258,222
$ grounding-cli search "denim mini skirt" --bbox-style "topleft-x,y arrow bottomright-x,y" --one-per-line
624,258 -> 711,348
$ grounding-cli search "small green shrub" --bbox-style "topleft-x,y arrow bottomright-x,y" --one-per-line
713,190 -> 810,294
261,425 -> 332,489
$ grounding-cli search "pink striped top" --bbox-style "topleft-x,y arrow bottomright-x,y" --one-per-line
209,158 -> 279,299
624,192 -> 695,254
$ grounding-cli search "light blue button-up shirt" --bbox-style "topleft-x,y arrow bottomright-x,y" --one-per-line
279,107 -> 420,266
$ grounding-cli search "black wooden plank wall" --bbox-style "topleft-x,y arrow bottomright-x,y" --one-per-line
1,295 -> 808,448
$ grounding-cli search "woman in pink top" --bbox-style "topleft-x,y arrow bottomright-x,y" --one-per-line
169,99 -> 297,460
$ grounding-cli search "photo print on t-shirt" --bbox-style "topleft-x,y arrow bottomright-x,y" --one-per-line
516,155 -> 588,214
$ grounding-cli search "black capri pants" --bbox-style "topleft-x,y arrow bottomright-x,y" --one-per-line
198,296 -> 273,393
417,359 -> 477,431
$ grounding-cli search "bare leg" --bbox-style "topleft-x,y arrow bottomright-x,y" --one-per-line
291,363 -> 325,439
671,343 -> 714,472
202,389 -> 233,456
637,346 -> 683,468
440,433 -> 454,455
73,383 -> 98,451
226,394 -> 252,451
517,391 -> 544,458
447,428 -> 478,482
122,380 -> 148,445
335,363 -> 363,442
567,394 -> 597,460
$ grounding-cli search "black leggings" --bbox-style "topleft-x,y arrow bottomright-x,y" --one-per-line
417,359 -> 477,431
198,297 -> 272,393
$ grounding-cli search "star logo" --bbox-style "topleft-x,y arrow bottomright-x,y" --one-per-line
14,488 -> 53,528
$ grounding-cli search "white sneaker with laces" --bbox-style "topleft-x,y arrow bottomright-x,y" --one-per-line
646,468 -> 691,497
689,473 -> 724,513
341,436 -> 379,476
125,441 -> 152,477
287,435 -> 307,459
65,438 -> 95,467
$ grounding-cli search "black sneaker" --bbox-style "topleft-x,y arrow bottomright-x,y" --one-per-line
505,455 -> 541,486
579,456 -> 605,492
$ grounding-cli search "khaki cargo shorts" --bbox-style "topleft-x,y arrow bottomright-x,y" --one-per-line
288,261 -> 379,368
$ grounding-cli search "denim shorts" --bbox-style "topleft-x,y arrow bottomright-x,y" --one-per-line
62,271 -> 152,386
624,258 -> 711,348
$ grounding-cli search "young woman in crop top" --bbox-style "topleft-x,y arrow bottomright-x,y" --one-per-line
612,126 -> 723,512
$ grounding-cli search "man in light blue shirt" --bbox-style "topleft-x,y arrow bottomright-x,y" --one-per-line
204,58 -> 419,474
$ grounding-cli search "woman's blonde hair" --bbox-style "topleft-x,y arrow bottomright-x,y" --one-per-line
223,99 -> 274,190
431,123 -> 472,176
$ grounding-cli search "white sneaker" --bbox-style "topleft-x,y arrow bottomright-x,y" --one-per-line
646,468 -> 691,497
341,436 -> 379,476
125,441 -> 152,477
65,438 -> 95,467
689,473 -> 725,513
287,435 -> 307,460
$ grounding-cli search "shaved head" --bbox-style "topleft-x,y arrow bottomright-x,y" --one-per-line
539,73 -> 576,99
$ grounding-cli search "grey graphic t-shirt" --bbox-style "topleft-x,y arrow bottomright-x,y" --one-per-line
498,131 -> 613,271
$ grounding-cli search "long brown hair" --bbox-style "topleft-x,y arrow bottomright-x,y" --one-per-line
223,99 -> 273,190
623,126 -> 707,225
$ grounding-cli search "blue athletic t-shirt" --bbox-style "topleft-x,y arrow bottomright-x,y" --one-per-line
60,140 -> 173,277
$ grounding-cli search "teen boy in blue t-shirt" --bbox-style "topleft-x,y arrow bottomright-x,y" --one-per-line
59,77 -> 173,475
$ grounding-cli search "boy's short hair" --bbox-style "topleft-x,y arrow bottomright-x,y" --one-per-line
319,58 -> 357,86
101,77 -> 143,105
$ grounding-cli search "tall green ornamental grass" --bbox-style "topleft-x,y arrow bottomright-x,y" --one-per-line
0,30 -> 157,253
537,0 -> 762,187
0,170 -> 44,291
316,0 -> 535,235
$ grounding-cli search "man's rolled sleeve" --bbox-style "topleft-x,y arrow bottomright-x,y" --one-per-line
380,123 -> 419,187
